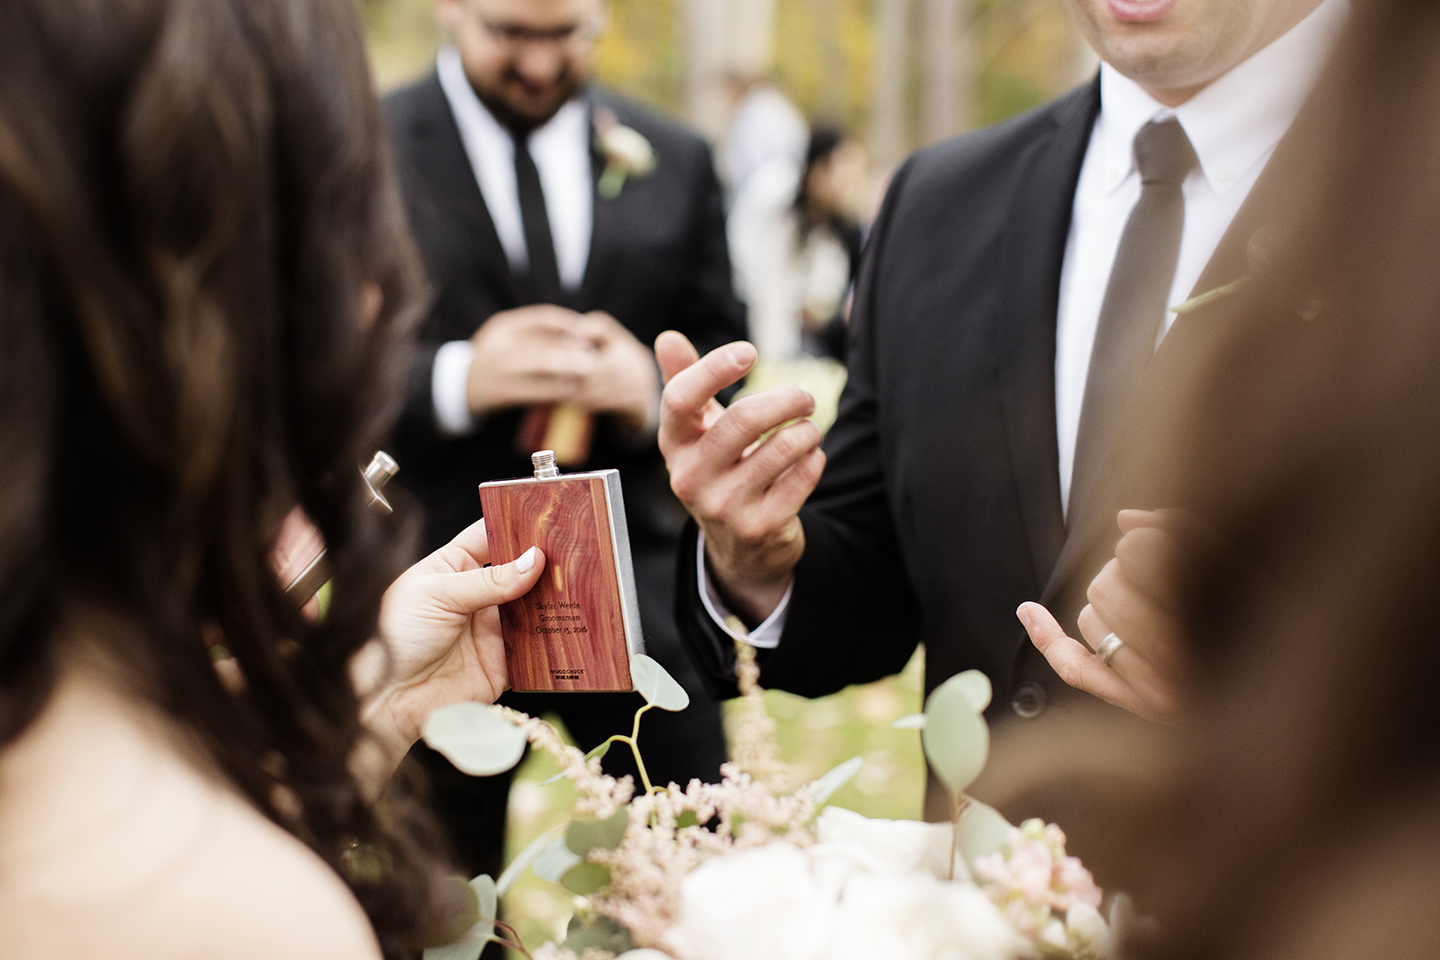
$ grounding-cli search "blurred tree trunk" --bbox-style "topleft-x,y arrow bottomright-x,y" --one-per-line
810,0 -> 848,122
920,0 -> 974,144
684,0 -> 728,139
684,0 -> 780,141
870,0 -> 911,169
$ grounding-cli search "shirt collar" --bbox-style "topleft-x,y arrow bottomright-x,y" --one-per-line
1097,0 -> 1350,197
436,46 -> 588,154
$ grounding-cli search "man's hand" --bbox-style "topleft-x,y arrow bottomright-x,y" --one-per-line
466,305 -> 597,415
655,331 -> 827,626
571,311 -> 661,432
1018,509 -> 1200,723
353,519 -> 545,786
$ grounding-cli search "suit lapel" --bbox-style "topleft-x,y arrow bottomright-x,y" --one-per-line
407,74 -> 522,307
995,78 -> 1102,593
579,89 -> 620,310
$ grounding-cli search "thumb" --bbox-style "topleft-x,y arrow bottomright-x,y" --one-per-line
438,546 -> 546,614
655,330 -> 701,384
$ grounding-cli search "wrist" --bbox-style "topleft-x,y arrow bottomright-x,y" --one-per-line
702,527 -> 802,627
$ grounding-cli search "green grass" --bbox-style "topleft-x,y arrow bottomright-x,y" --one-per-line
499,650 -> 927,957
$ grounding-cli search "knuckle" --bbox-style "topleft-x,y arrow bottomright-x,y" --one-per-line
669,472 -> 695,504
661,384 -> 691,419
1087,572 -> 1116,610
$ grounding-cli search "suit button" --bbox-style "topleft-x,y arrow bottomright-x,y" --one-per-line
1010,681 -> 1046,719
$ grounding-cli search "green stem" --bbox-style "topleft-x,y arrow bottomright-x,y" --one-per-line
625,703 -> 656,793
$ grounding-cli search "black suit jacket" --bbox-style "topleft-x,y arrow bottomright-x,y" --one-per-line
677,76 -> 1296,731
383,75 -> 745,557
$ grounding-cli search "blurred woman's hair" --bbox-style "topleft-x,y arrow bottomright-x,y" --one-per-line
793,124 -> 851,221
992,1 -> 1440,958
0,0 -> 445,953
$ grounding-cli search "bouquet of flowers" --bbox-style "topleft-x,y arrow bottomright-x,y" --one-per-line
420,644 -> 1113,960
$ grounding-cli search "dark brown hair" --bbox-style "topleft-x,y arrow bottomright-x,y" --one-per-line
1030,2 -> 1440,957
0,0 -> 445,953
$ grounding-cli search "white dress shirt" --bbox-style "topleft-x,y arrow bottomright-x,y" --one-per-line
431,46 -> 594,436
702,0 -> 1349,648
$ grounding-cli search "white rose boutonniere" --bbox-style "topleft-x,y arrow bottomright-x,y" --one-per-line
595,108 -> 657,200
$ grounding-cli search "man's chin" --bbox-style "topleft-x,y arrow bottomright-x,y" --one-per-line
479,84 -> 584,132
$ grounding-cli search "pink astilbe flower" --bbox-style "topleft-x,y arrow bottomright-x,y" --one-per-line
586,763 -> 820,948
974,818 -> 1105,948
494,706 -> 634,818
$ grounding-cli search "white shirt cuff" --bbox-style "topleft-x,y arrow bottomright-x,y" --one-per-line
696,532 -> 792,649
432,340 -> 478,436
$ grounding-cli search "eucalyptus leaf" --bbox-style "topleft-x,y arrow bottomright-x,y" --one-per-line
497,824 -> 565,896
425,875 -> 481,948
533,834 -> 582,882
421,703 -> 527,777
585,739 -> 614,763
565,915 -> 633,955
949,669 -> 994,713
957,799 -> 1014,868
675,810 -> 701,829
422,875 -> 498,960
891,713 -> 927,730
631,654 -> 690,711
807,756 -> 864,807
922,680 -> 991,795
561,861 -> 612,895
566,806 -> 630,856
470,875 -> 497,941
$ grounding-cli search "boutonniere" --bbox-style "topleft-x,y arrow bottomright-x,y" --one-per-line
594,108 -> 656,200
1171,277 -> 1246,316
1171,224 -> 1287,317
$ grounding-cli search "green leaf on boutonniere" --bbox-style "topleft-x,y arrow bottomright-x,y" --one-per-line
598,165 -> 627,199
595,120 -> 656,200
1172,277 -> 1246,316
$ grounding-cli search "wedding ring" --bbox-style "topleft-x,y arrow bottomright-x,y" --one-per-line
1096,632 -> 1125,667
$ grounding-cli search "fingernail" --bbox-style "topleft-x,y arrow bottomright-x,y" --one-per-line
729,342 -> 755,367
516,546 -> 537,574
1016,603 -> 1033,628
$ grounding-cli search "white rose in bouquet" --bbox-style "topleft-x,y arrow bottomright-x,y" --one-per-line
662,843 -> 839,960
663,823 -> 1030,960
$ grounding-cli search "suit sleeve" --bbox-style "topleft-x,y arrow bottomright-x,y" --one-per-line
674,160 -> 924,699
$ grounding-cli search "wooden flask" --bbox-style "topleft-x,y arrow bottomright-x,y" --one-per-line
478,450 -> 644,692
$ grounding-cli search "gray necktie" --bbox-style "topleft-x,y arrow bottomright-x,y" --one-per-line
1068,117 -> 1198,521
